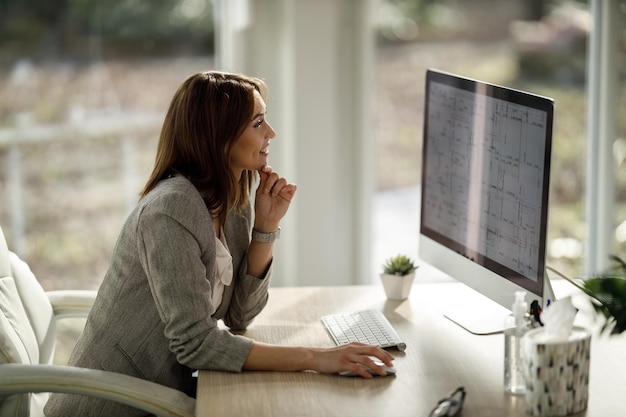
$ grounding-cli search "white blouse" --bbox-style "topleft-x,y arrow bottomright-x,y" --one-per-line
211,230 -> 233,313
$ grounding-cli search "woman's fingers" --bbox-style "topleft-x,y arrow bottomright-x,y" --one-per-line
310,343 -> 395,378
277,183 -> 297,202
257,167 -> 297,202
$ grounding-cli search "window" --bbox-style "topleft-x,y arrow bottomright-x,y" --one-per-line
374,0 -> 626,280
0,0 -> 216,290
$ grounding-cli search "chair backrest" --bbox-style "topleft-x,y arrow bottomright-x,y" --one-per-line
0,226 -> 57,416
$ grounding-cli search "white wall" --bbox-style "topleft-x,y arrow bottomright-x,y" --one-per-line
216,0 -> 376,286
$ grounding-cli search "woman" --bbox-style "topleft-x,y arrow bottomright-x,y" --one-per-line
45,71 -> 394,416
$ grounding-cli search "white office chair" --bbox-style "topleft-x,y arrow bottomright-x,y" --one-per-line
0,226 -> 195,417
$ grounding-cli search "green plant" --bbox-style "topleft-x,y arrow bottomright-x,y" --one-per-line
553,255 -> 626,335
382,254 -> 417,276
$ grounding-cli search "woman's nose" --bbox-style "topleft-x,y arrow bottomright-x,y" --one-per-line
267,122 -> 277,139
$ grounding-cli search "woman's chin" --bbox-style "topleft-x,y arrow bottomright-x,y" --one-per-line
253,163 -> 267,173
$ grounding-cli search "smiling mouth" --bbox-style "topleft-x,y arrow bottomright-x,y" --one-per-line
261,146 -> 269,154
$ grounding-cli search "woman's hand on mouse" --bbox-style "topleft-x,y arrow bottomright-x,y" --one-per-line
309,343 -> 395,378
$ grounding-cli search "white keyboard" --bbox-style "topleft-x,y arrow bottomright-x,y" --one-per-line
321,309 -> 406,351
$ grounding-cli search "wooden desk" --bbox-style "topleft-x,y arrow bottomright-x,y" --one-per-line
197,283 -> 626,417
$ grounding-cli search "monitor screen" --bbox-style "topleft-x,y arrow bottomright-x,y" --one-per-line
419,69 -> 554,334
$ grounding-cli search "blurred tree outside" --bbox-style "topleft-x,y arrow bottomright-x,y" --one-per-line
0,0 -> 214,63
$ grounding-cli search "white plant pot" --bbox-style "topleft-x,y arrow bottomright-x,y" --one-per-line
380,272 -> 415,301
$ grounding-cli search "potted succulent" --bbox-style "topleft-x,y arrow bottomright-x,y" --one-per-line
380,254 -> 418,300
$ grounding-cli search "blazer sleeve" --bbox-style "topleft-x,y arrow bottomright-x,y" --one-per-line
136,186 -> 253,372
220,204 -> 272,331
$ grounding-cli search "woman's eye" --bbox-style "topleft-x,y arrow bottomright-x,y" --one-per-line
254,119 -> 264,128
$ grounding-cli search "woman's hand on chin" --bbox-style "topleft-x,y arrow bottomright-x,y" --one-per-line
254,165 -> 297,230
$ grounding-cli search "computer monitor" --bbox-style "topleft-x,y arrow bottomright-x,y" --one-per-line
418,69 -> 555,335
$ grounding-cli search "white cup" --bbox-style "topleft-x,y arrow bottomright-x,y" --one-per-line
522,326 -> 591,416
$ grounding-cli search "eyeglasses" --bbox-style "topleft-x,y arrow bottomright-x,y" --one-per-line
429,386 -> 466,417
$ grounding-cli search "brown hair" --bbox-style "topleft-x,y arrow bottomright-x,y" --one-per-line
140,71 -> 267,227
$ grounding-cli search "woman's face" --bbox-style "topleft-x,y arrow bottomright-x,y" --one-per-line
229,90 -> 276,178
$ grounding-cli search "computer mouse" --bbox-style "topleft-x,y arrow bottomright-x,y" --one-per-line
339,358 -> 397,377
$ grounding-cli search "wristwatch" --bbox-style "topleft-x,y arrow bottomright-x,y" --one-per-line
252,227 -> 281,243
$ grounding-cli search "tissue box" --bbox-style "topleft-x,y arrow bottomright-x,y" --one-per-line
522,326 -> 591,416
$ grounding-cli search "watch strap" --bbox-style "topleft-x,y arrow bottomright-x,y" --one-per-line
252,227 -> 281,243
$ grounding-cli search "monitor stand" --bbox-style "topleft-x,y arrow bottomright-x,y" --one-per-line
443,300 -> 511,335
443,269 -> 556,335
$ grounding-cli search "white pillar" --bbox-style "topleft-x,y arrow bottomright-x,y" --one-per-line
216,0 -> 375,286
585,0 -> 618,275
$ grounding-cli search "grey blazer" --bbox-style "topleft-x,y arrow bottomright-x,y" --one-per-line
45,175 -> 271,417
